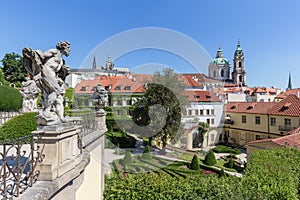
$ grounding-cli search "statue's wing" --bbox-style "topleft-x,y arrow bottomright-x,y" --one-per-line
22,47 -> 42,78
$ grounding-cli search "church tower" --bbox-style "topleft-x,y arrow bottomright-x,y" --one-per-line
232,40 -> 246,86
208,45 -> 231,81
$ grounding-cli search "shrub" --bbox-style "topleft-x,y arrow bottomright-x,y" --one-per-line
123,150 -> 133,165
204,150 -> 216,166
189,155 -> 200,170
0,85 -> 23,111
142,145 -> 152,160
0,112 -> 37,142
219,169 -> 226,178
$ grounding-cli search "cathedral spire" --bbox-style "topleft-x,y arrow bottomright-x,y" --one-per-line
92,56 -> 97,69
287,71 -> 292,90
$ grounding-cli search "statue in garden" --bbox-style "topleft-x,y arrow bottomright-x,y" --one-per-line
20,75 -> 40,113
22,41 -> 71,125
93,83 -> 108,110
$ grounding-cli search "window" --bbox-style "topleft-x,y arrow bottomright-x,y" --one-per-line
213,70 -> 216,77
270,117 -> 276,126
206,109 -> 210,115
206,118 -> 210,124
219,133 -> 223,142
188,110 -> 192,116
238,61 -> 242,68
221,69 -> 224,77
242,115 -> 246,123
126,100 -> 132,106
240,133 -> 245,140
211,118 -> 215,125
117,100 -> 122,106
115,86 -> 121,90
255,135 -> 261,140
124,86 -> 131,90
195,110 -> 199,116
117,110 -> 122,116
255,116 -> 261,125
200,110 -> 204,115
284,118 -> 291,126
239,75 -> 243,82
211,109 -> 215,115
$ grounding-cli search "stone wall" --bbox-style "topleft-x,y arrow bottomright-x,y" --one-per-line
0,111 -> 20,125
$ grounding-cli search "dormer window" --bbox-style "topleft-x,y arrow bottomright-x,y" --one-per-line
80,86 -> 88,91
194,95 -> 200,99
205,95 -> 211,99
247,105 -> 255,110
230,105 -> 237,109
115,86 -> 121,90
124,86 -> 131,91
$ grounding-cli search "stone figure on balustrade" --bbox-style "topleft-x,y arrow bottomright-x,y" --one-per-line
22,41 -> 71,125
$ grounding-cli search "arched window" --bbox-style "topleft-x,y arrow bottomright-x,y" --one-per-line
221,69 -> 224,77
238,61 -> 242,68
213,70 -> 216,77
239,75 -> 243,82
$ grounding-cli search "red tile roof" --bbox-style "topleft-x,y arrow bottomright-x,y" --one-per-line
184,90 -> 221,102
74,75 -> 145,94
179,74 -> 203,87
224,102 -> 276,114
267,94 -> 300,116
246,132 -> 300,150
276,88 -> 300,99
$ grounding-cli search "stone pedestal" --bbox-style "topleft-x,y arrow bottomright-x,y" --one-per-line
186,131 -> 193,150
33,123 -> 83,181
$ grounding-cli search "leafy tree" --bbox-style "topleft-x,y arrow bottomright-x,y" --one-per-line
0,68 -> 8,85
203,150 -> 216,166
123,150 -> 133,165
1,53 -> 27,85
189,155 -> 200,170
131,68 -> 188,147
142,145 -> 152,160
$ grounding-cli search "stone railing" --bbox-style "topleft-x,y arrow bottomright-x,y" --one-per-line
0,134 -> 44,199
16,109 -> 107,200
0,112 -> 21,126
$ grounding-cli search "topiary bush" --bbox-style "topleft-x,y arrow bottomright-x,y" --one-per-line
227,158 -> 234,169
0,112 -> 37,142
0,85 -> 23,111
204,150 -> 217,166
142,145 -> 152,160
123,150 -> 133,165
189,155 -> 200,170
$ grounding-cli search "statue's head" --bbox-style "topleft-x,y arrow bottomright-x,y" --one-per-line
56,41 -> 70,56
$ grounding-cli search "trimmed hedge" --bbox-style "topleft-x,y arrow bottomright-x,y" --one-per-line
123,150 -> 133,165
0,85 -> 23,111
0,112 -> 37,142
212,145 -> 241,154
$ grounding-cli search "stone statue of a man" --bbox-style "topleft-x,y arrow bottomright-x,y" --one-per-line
22,41 -> 71,125
93,84 -> 108,110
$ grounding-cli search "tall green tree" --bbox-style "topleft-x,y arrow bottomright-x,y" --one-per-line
131,68 -> 188,147
1,52 -> 27,85
0,68 -> 8,85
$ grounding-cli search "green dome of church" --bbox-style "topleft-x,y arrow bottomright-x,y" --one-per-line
210,46 -> 230,65
212,57 -> 230,65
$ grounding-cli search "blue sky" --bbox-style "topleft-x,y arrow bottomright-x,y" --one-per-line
1,0 -> 300,89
